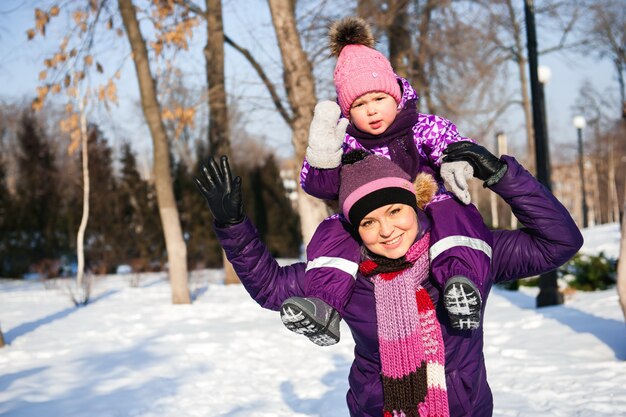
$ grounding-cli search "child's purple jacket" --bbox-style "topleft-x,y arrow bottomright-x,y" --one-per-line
300,77 -> 473,201
214,156 -> 583,417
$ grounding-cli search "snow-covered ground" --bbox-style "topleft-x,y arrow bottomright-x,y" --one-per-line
1,224 -> 624,417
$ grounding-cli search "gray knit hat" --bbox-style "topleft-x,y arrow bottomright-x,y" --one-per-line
338,152 -> 418,226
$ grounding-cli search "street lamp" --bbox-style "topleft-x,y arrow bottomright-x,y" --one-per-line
537,65 -> 552,84
536,64 -> 553,192
573,116 -> 588,228
524,0 -> 563,307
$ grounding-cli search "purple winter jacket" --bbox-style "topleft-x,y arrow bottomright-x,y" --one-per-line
214,156 -> 583,417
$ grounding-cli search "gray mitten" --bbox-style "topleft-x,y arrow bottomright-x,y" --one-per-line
441,160 -> 474,205
305,100 -> 349,169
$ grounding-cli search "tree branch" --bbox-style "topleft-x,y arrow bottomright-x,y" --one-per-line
173,0 -> 292,125
224,35 -> 293,125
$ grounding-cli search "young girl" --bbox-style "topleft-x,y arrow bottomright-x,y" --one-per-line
287,17 -> 500,345
195,142 -> 583,416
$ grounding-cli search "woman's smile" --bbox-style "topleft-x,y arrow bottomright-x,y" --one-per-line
381,234 -> 403,247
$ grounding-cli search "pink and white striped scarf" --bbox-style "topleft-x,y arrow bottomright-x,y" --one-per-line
360,232 -> 449,417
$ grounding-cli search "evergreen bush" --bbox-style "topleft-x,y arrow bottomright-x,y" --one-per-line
559,252 -> 617,291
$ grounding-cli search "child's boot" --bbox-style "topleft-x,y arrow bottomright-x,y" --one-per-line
443,276 -> 482,330
280,297 -> 341,346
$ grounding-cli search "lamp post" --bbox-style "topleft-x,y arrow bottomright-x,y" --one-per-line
538,65 -> 552,140
536,64 -> 553,192
524,0 -> 563,307
573,115 -> 588,228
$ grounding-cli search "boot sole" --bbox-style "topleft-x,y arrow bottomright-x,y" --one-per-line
444,277 -> 482,330
280,301 -> 339,346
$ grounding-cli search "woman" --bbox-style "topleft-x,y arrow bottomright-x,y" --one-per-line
195,142 -> 583,417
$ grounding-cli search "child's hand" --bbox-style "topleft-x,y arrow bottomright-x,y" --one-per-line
441,161 -> 473,204
305,101 -> 349,169
194,155 -> 244,227
442,141 -> 508,187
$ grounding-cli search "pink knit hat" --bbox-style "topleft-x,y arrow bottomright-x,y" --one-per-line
330,17 -> 401,117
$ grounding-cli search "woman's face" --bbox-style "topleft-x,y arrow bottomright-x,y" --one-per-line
349,92 -> 399,135
358,203 -> 419,259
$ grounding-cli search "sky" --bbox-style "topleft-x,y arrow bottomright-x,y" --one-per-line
0,0 -> 619,165
0,222 -> 624,417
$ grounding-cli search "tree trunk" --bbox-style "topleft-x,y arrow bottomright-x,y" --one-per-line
204,0 -> 230,158
385,1 -> 411,80
0,325 -> 5,348
617,180 -> 626,323
76,100 -> 89,288
204,0 -> 239,284
593,158 -> 602,226
119,0 -> 190,304
267,0 -> 328,245
411,0 -> 438,114
506,0 -> 536,174
70,100 -> 92,305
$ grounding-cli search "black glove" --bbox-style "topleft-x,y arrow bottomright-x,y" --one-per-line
194,155 -> 244,227
442,141 -> 508,187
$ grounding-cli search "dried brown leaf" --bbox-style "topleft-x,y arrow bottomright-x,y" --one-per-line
32,97 -> 43,112
106,79 -> 117,103
68,135 -> 80,155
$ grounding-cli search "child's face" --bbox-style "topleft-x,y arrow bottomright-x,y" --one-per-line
358,203 -> 419,259
349,92 -> 399,135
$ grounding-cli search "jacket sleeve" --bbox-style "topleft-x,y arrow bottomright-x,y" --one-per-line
414,114 -> 475,168
304,215 -> 361,315
300,159 -> 342,200
489,156 -> 584,282
214,219 -> 306,311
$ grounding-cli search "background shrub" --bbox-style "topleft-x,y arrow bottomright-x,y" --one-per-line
559,252 -> 617,291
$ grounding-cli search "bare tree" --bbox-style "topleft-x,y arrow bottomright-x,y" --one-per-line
204,0 -> 230,157
487,0 -> 537,173
618,181 -> 626,322
356,0 -> 411,79
119,0 -> 190,304
71,97 -> 91,305
265,0 -> 329,244
203,0 -> 239,284
358,1 -> 512,136
572,82 -> 625,226
28,2 -> 193,304
0,325 -> 5,348
176,0 -> 330,244
357,0 -> 439,113
577,0 -> 626,119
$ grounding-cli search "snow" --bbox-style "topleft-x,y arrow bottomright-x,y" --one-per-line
579,222 -> 621,260
1,224 -> 624,417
